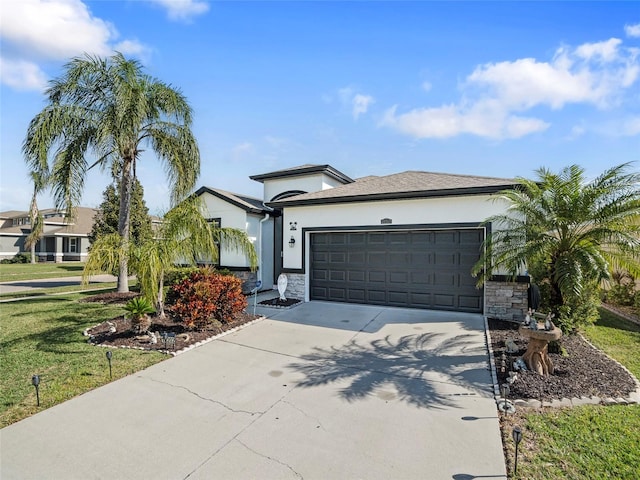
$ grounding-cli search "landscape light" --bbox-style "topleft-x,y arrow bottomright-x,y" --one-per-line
106,350 -> 113,379
512,426 -> 523,475
31,374 -> 40,407
498,382 -> 515,414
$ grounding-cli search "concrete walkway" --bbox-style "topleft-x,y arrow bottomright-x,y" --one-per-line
0,274 -> 118,295
1,302 -> 507,480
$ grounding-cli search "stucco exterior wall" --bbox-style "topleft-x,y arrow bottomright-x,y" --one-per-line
262,173 -> 345,202
282,194 -> 509,270
200,192 -> 258,268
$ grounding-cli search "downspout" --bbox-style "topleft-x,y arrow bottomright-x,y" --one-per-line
258,212 -> 270,284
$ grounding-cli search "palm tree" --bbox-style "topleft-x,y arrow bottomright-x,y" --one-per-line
84,197 -> 257,318
473,162 -> 640,330
23,52 -> 199,292
25,170 -> 49,264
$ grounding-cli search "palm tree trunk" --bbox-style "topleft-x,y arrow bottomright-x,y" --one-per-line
156,269 -> 165,318
117,159 -> 133,293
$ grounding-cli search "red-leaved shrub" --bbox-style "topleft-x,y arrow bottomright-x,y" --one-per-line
165,268 -> 247,330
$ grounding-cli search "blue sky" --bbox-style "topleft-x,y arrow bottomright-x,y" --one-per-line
1,1 -> 639,215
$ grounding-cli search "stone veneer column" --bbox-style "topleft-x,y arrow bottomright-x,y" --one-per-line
283,273 -> 305,299
484,280 -> 529,321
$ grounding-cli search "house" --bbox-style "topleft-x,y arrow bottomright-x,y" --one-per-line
195,164 -> 529,320
0,207 -> 96,262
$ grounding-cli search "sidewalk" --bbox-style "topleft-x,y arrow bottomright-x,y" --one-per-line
0,274 -> 118,295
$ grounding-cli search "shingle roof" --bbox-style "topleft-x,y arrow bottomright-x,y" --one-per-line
269,170 -> 517,207
250,164 -> 354,184
194,186 -> 271,214
0,207 -> 97,236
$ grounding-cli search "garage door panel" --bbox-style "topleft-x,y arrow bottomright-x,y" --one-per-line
347,289 -> 366,302
313,269 -> 328,281
389,271 -> 408,283
348,270 -> 366,282
434,294 -> 455,308
368,271 -> 386,283
410,271 -> 431,285
310,229 -> 483,312
367,252 -> 386,266
348,233 -> 366,245
348,251 -> 366,264
367,290 -> 387,303
330,270 -> 346,281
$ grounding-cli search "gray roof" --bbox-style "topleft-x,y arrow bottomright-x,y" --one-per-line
0,207 -> 97,236
194,186 -> 271,214
250,164 -> 354,184
269,170 -> 517,207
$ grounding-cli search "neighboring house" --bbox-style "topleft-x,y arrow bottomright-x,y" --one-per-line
196,164 -> 528,320
0,207 -> 97,262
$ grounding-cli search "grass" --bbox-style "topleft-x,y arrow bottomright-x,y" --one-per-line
503,309 -> 640,479
583,308 -> 640,378
0,262 -> 86,282
0,291 -> 165,428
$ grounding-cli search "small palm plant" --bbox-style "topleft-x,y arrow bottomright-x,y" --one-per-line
124,297 -> 155,334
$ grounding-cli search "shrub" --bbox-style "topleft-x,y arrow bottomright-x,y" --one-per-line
605,283 -> 635,306
1,253 -> 31,264
124,297 -> 155,333
165,268 -> 247,330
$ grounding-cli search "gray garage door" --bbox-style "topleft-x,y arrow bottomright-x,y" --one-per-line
310,229 -> 483,312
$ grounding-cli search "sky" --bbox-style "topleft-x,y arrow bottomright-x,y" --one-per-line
1,1 -> 639,215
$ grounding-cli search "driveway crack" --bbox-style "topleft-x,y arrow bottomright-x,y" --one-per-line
236,438 -> 304,479
281,399 -> 328,432
144,376 -> 262,416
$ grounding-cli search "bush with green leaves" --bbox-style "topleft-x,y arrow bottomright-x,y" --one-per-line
124,297 -> 155,334
606,283 -> 636,306
165,269 -> 247,330
1,253 -> 31,264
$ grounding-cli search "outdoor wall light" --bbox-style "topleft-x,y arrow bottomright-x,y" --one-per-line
31,374 -> 40,407
289,221 -> 297,231
106,350 -> 113,379
512,425 -> 523,475
288,236 -> 296,247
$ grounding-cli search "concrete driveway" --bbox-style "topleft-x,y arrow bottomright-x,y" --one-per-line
1,302 -> 506,480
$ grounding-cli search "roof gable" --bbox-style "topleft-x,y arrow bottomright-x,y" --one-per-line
194,186 -> 271,214
250,164 -> 354,184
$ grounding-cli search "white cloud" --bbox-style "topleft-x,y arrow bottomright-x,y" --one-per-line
381,102 -> 548,139
336,87 -> 375,120
422,81 -> 432,92
625,23 -> 640,38
383,35 -> 640,140
148,0 -> 209,21
0,0 -> 148,92
352,94 -> 374,119
0,57 -> 48,91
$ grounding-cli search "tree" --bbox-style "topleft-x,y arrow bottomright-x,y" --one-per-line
25,170 -> 49,264
23,52 -> 199,293
473,163 -> 640,332
89,178 -> 153,247
84,197 -> 257,318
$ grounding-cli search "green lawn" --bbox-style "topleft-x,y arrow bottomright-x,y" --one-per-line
505,309 -> 640,479
0,292 -> 165,427
0,262 -> 86,282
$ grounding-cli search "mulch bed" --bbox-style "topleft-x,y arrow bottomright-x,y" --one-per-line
83,292 -> 260,353
258,297 -> 301,308
488,318 -> 638,401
